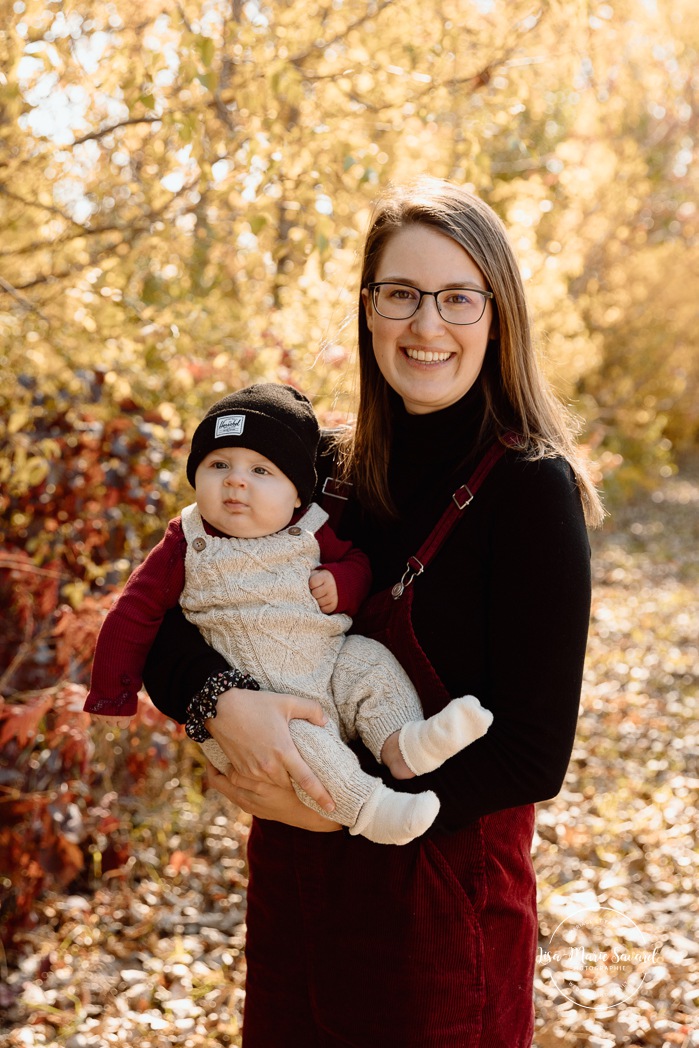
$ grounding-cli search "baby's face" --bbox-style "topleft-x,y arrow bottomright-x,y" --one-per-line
194,446 -> 301,538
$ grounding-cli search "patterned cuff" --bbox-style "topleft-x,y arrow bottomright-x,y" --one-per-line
185,668 -> 260,743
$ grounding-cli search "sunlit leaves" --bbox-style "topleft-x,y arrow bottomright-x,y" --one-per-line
0,0 -> 697,571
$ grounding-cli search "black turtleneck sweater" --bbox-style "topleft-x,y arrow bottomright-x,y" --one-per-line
144,384 -> 591,831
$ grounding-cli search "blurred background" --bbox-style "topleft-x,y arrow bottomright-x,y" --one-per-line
1,0 -> 698,592
0,1 -> 697,1045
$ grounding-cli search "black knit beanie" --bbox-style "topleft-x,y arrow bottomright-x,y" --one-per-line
186,383 -> 320,506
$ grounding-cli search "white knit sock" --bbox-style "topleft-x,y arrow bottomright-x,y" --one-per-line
349,782 -> 440,845
398,695 -> 493,776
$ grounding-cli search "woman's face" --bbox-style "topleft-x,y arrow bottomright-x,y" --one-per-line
361,224 -> 494,415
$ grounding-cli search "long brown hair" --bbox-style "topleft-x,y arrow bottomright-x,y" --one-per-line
338,177 -> 604,527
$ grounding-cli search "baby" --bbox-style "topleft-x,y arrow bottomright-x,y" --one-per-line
85,383 -> 493,844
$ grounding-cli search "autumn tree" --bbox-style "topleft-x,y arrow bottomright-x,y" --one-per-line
0,0 -> 697,597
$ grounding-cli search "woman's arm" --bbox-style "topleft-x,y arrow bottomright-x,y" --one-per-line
406,456 -> 592,830
143,605 -> 227,723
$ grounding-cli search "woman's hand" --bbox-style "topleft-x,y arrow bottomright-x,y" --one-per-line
205,687 -> 336,812
207,764 -> 343,832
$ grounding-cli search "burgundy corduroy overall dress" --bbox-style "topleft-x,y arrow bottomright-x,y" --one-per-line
242,446 -> 538,1047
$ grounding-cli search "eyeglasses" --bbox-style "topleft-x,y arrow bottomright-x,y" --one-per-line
367,282 -> 494,326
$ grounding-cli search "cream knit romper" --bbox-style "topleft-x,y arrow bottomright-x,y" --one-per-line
179,501 -> 426,826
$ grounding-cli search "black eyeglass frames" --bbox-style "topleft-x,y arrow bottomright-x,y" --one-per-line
367,282 -> 494,326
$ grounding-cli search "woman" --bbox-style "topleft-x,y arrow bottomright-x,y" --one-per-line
144,178 -> 603,1046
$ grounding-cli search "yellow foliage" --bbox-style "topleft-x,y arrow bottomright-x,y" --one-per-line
0,0 -> 697,509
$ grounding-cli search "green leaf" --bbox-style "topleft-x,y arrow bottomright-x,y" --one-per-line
196,71 -> 218,92
196,35 -> 216,69
249,215 -> 268,235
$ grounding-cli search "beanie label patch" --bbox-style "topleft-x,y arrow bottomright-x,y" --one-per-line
214,415 -> 245,438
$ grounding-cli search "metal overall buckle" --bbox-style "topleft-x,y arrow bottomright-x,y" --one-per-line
391,556 -> 424,599
321,477 -> 352,501
452,484 -> 474,509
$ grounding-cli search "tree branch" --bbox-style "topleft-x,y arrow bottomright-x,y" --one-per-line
4,178 -> 201,291
72,114 -> 163,146
0,275 -> 50,320
289,1 -> 395,68
0,223 -> 131,260
0,186 -> 86,227
0,559 -> 67,580
0,170 -> 201,263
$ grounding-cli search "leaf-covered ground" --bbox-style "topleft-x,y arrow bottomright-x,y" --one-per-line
2,462 -> 698,1048
534,459 -> 699,1047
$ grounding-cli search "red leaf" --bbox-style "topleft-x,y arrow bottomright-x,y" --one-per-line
55,835 -> 85,885
0,694 -> 54,748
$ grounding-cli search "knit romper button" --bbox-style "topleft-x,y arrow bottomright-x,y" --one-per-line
192,537 -> 207,551
288,526 -> 302,536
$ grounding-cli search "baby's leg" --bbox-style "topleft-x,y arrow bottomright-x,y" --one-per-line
200,736 -> 231,774
288,718 -> 439,845
331,634 -> 493,776
330,634 -> 424,759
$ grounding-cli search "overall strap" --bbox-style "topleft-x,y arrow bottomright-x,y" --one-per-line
391,440 -> 508,599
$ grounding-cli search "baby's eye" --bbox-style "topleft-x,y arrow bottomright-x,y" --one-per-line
211,460 -> 229,469
252,465 -> 271,476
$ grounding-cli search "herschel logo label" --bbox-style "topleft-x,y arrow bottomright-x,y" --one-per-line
215,415 -> 245,438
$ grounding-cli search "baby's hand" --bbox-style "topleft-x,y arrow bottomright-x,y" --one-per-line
309,569 -> 338,614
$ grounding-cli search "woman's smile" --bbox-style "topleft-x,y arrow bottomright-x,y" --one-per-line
402,346 -> 454,364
